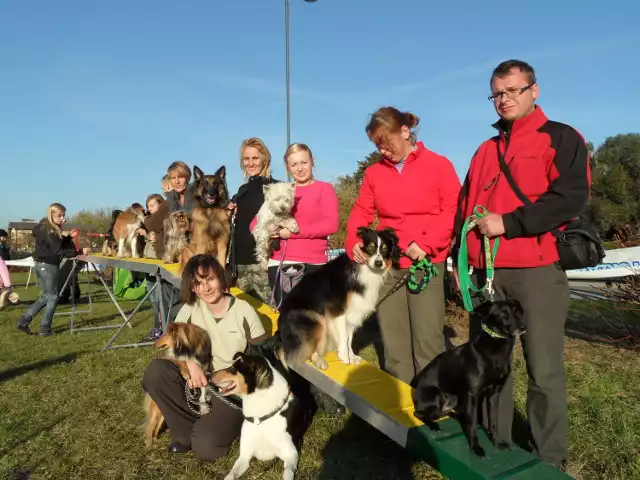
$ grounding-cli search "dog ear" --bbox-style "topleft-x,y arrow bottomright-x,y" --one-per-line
215,165 -> 226,181
380,228 -> 401,259
356,226 -> 370,241
474,300 -> 493,320
193,166 -> 204,182
263,184 -> 271,195
232,351 -> 244,363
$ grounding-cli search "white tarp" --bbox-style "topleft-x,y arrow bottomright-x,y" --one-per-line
566,246 -> 640,280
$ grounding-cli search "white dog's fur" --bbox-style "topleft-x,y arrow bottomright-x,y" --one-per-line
222,360 -> 298,480
252,183 -> 299,269
117,221 -> 144,258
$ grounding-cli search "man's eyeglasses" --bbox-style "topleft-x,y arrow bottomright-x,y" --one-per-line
488,84 -> 535,102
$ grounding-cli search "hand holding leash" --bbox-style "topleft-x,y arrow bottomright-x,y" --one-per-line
186,361 -> 208,389
405,242 -> 427,261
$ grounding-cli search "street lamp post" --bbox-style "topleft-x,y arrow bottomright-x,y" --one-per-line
285,0 -> 316,151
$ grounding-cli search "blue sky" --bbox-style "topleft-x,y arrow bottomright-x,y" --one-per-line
1,0 -> 638,229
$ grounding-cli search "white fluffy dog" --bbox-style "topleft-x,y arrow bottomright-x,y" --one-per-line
253,182 -> 299,269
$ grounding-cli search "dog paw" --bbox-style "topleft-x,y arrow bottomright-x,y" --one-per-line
223,475 -> 235,480
349,354 -> 363,365
496,440 -> 510,451
312,357 -> 329,370
472,445 -> 486,458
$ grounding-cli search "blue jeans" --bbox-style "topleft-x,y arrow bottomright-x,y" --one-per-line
21,262 -> 60,333
147,276 -> 180,330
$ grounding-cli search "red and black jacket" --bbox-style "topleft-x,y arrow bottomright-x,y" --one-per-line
454,106 -> 591,269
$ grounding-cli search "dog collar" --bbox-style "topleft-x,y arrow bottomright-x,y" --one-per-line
481,322 -> 507,339
244,391 -> 294,425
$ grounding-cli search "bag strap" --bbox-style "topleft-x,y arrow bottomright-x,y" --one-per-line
495,142 -> 563,240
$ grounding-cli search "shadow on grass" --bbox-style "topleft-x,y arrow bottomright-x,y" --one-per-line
0,413 -> 70,458
566,301 -> 640,350
318,415 -> 416,480
0,352 -> 88,383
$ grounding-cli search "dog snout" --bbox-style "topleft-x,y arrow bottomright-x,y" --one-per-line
373,259 -> 383,268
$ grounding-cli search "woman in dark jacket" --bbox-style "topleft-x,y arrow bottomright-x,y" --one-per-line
16,203 -> 90,336
227,137 -> 278,303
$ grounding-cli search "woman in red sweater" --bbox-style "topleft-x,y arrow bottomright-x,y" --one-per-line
345,107 -> 461,384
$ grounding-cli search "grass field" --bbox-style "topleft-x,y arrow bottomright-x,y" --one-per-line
0,271 -> 638,480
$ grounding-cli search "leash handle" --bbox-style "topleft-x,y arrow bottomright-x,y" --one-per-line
457,205 -> 500,312
406,257 -> 438,294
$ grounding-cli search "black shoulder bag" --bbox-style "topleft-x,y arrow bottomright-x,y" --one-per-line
496,144 -> 606,271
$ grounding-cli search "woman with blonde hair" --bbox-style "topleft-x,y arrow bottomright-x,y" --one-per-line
251,143 -> 339,307
227,137 -> 279,303
16,203 -> 91,336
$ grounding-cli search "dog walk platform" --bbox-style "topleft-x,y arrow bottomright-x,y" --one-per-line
72,254 -> 572,480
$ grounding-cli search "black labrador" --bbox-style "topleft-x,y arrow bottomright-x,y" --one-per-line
410,299 -> 525,457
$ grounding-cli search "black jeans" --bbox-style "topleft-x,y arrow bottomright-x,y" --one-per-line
142,359 -> 243,461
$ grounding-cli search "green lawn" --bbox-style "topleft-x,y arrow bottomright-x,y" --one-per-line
0,271 -> 638,480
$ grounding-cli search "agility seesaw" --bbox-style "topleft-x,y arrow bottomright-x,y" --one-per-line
73,253 -> 572,480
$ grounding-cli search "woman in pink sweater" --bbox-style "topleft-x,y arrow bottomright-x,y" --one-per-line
251,143 -> 339,308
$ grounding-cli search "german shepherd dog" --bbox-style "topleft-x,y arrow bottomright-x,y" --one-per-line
180,166 -> 231,272
144,322 -> 213,447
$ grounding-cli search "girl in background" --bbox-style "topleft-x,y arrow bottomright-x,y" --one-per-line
16,203 -> 91,336
0,256 -> 13,310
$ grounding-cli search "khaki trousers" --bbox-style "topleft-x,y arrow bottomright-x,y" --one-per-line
377,262 -> 446,385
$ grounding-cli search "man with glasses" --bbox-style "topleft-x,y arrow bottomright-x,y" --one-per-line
453,59 -> 590,469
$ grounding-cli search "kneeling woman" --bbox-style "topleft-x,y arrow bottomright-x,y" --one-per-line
142,254 -> 269,460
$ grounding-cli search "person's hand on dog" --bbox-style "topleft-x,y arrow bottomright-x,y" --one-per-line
186,361 -> 208,389
405,242 -> 427,261
278,228 -> 291,240
227,201 -> 237,213
476,213 -> 505,238
352,243 -> 367,264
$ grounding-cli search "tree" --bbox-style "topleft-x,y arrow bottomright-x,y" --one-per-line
330,151 -> 382,249
589,134 -> 640,237
69,207 -> 118,234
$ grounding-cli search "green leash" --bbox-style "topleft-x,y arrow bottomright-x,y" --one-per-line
407,257 -> 439,294
457,205 -> 500,312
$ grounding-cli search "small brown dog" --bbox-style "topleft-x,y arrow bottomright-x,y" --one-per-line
162,211 -> 190,264
180,166 -> 231,272
144,322 -> 213,447
112,203 -> 146,258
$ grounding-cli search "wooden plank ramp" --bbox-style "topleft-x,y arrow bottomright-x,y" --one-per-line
82,254 -> 573,479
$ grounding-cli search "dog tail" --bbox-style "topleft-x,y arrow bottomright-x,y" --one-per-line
277,310 -> 323,371
270,332 -> 290,371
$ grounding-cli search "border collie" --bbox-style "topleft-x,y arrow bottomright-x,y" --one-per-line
213,350 -> 313,480
276,226 -> 399,370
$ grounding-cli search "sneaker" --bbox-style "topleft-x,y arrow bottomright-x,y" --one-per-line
39,331 -> 55,337
16,324 -> 33,336
142,327 -> 163,342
